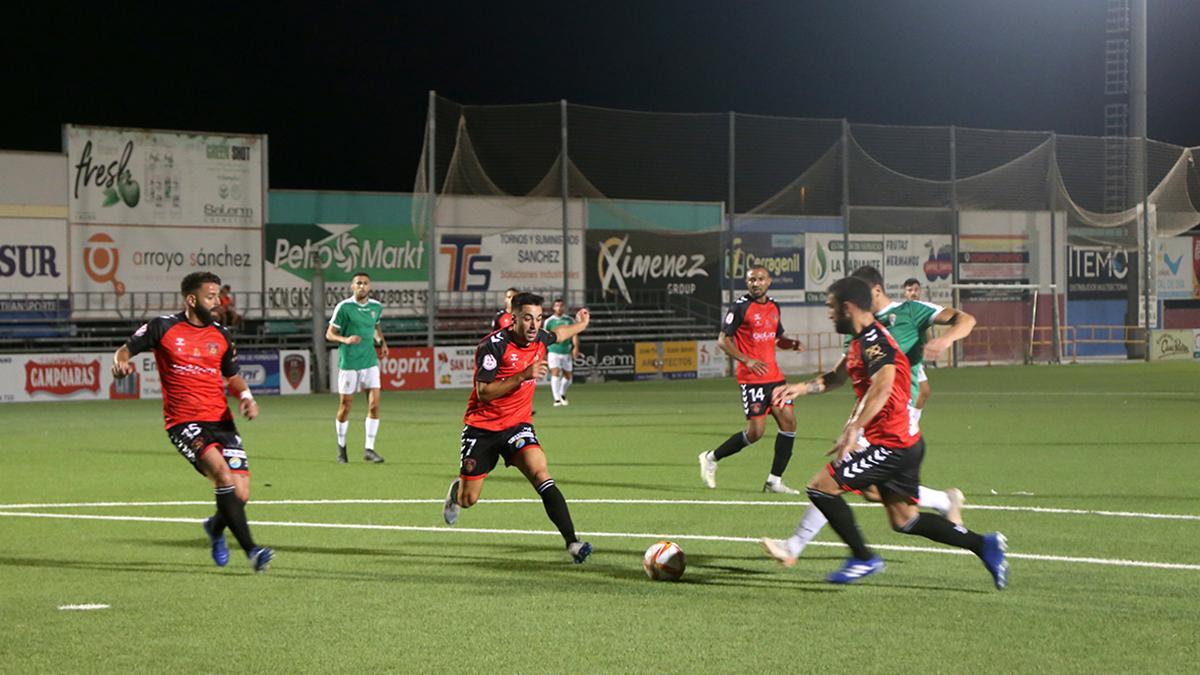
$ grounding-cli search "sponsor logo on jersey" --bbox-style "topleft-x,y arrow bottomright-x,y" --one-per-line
483,354 -> 497,370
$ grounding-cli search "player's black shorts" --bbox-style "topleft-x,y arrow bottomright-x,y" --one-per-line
739,380 -> 791,418
458,423 -> 540,480
166,420 -> 249,475
827,437 -> 924,502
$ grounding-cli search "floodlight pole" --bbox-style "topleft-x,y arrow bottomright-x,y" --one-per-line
561,100 -> 570,306
1131,0 -> 1151,361
426,91 -> 437,347
841,119 -> 850,275
1049,133 -> 1062,364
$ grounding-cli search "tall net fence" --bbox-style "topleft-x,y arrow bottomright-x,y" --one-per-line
415,94 -> 1200,364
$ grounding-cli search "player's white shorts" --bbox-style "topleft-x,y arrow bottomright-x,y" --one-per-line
547,352 -> 574,373
337,365 -> 381,395
914,363 -> 928,383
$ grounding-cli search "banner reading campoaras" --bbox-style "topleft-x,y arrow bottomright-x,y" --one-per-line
266,191 -> 429,318
66,125 -> 265,228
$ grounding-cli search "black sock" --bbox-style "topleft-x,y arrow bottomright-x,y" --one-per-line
900,513 -> 984,555
214,486 -> 257,554
806,488 -> 873,560
712,431 -> 751,461
771,432 -> 796,477
536,479 -> 577,545
209,510 -> 226,536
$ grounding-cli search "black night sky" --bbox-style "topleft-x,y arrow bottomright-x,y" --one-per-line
7,1 -> 1200,192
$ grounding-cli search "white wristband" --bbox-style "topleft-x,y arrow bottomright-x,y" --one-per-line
240,390 -> 255,402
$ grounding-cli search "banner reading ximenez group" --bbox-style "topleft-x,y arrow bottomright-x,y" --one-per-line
65,125 -> 266,317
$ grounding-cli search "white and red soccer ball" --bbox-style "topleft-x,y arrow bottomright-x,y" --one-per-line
643,541 -> 686,581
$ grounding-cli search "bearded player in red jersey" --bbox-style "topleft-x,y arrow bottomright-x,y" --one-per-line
773,276 -> 1006,588
698,266 -> 805,494
111,272 -> 273,573
443,292 -> 594,563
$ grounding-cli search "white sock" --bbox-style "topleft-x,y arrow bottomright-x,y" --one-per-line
766,474 -> 782,485
561,375 -> 571,397
551,375 -> 563,400
335,419 -> 348,447
918,485 -> 951,515
365,417 -> 380,450
786,505 -> 829,557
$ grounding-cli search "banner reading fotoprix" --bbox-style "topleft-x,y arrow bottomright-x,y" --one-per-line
0,218 -> 69,294
329,347 -> 435,391
266,192 -> 429,318
588,230 -> 722,306
66,125 -> 265,228
69,224 -> 261,316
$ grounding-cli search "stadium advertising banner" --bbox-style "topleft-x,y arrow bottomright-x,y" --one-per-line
435,195 -> 585,296
803,234 -> 883,303
1149,330 -> 1196,361
437,228 -> 584,296
238,350 -> 281,395
1068,246 -> 1134,300
697,340 -> 727,379
434,345 -> 476,389
330,347 -> 435,391
65,125 -> 264,228
635,342 -> 659,380
1157,236 -> 1195,300
1194,236 -> 1200,298
573,342 -> 636,383
69,224 -> 261,316
727,233 -> 805,292
883,235 -> 954,304
266,192 -> 429,318
587,230 -> 722,306
662,341 -> 698,380
0,218 -> 69,293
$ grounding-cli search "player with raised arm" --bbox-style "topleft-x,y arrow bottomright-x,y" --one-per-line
767,276 -> 1006,588
903,277 -> 932,410
442,293 -> 595,563
698,266 -> 805,494
761,265 -> 976,563
544,298 -> 580,406
111,271 -> 273,572
327,272 -> 388,464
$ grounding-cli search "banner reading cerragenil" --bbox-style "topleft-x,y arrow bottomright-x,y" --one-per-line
66,125 -> 264,228
727,233 -> 805,291
266,191 -> 428,317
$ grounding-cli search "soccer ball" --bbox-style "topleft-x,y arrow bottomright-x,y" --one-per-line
643,541 -> 686,581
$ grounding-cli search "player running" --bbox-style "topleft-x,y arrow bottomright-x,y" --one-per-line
698,265 -> 805,494
544,298 -> 580,406
442,293 -> 594,563
761,265 -> 975,562
327,272 -> 388,464
767,276 -> 1007,588
111,271 -> 273,572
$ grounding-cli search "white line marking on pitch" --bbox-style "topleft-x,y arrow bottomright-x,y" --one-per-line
0,498 -> 1195,522
58,604 -> 109,611
0,510 -> 1196,573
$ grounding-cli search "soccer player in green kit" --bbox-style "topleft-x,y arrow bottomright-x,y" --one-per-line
544,298 -> 580,406
760,265 -> 977,566
327,272 -> 388,464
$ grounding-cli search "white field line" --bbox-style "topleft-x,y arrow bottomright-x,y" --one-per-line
58,604 -> 110,611
0,498 -> 1196,522
1,510 -> 1197,572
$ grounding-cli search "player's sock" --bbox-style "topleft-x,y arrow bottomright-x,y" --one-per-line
561,376 -> 571,397
899,513 -> 984,555
364,417 -> 379,450
535,479 -> 577,544
214,485 -> 257,554
770,431 -> 795,477
550,375 -> 563,400
712,431 -> 751,461
806,488 -> 872,560
208,511 -> 226,535
786,504 -> 829,556
918,485 -> 952,515
335,419 -> 348,447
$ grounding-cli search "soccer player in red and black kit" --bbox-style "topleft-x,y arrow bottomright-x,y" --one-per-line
699,266 -> 804,494
443,292 -> 594,563
490,287 -> 519,331
111,272 -> 273,573
772,276 -> 1006,587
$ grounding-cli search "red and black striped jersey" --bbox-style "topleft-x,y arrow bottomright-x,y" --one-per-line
125,313 -> 239,428
464,328 -> 556,431
845,321 -> 917,448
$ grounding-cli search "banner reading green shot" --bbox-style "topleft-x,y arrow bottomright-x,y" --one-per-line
266,191 -> 429,317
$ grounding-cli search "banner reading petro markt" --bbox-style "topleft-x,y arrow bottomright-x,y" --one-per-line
66,125 -> 265,228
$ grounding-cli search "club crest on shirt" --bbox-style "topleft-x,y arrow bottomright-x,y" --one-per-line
482,354 -> 497,370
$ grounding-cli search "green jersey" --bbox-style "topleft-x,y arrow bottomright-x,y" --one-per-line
544,314 -> 575,354
330,297 -> 384,370
842,299 -> 943,400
